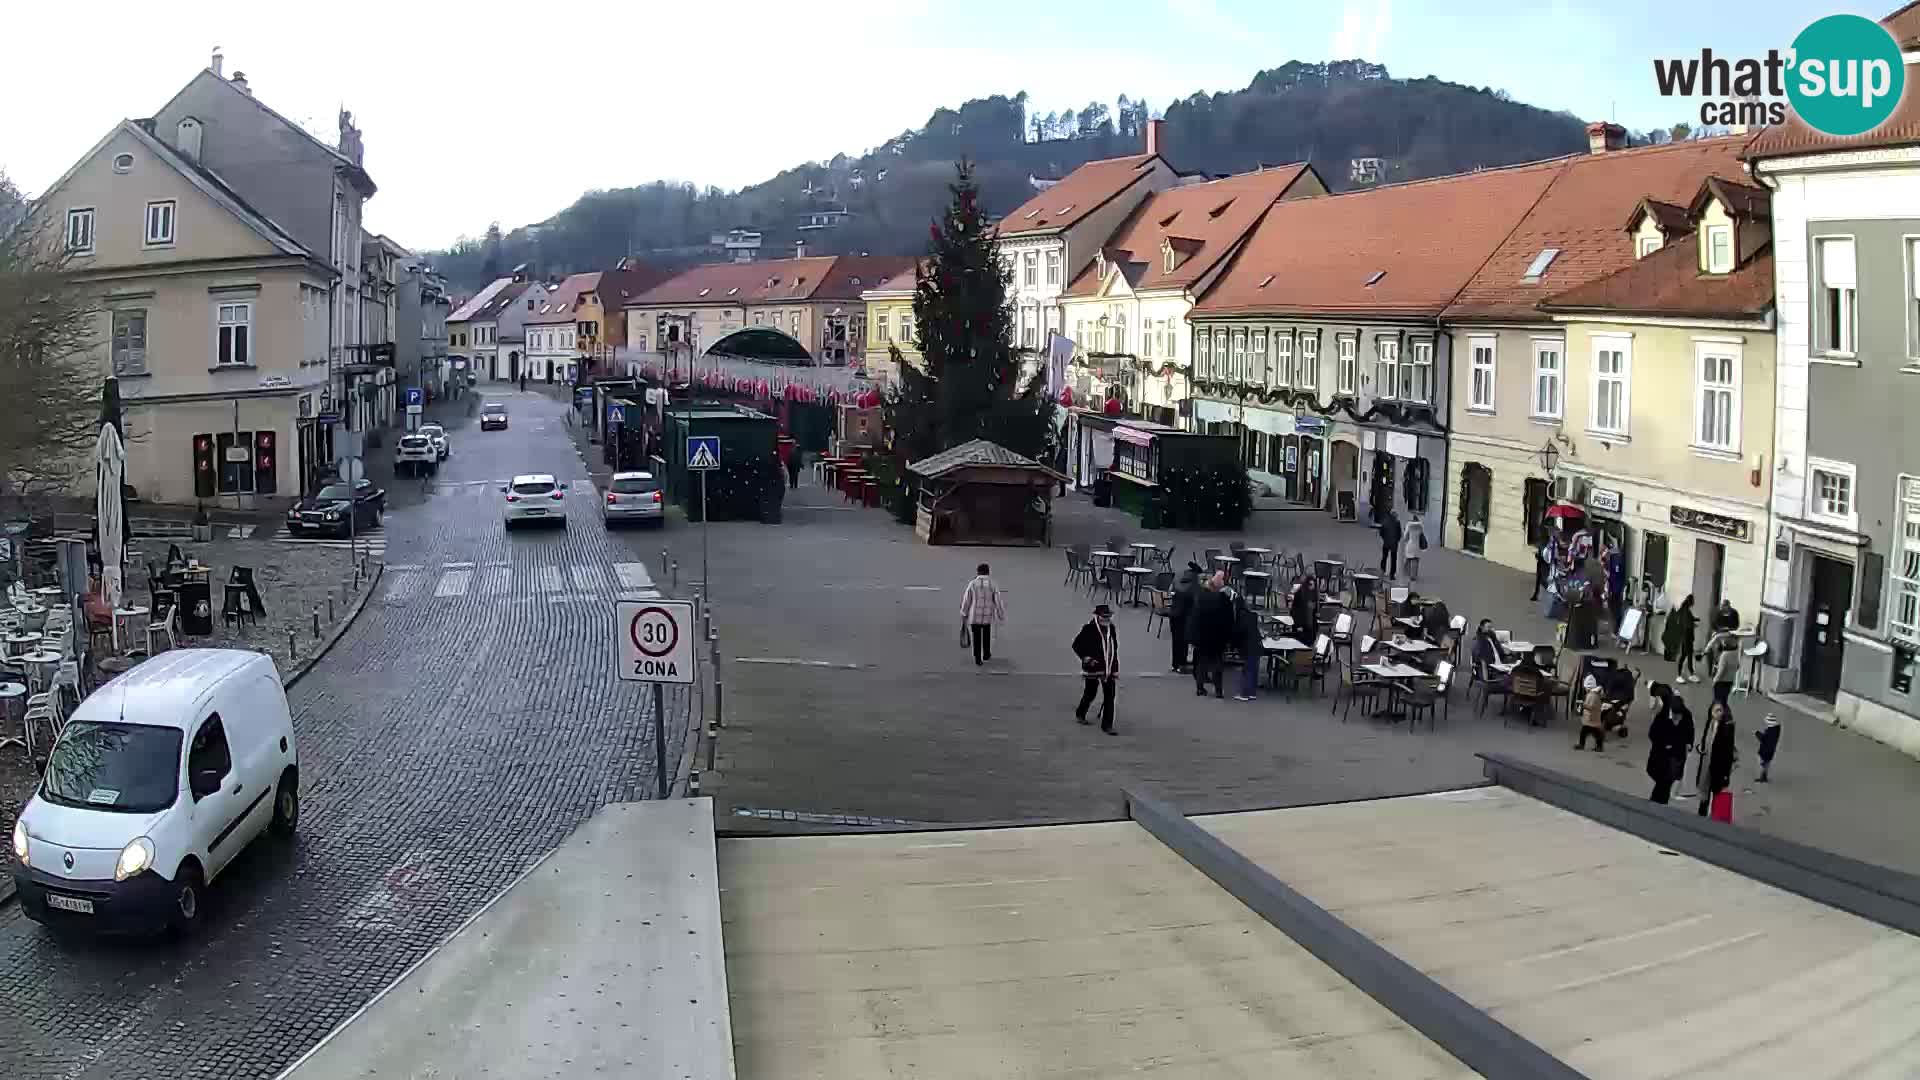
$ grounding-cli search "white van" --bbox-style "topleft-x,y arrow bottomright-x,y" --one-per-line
10,649 -> 300,935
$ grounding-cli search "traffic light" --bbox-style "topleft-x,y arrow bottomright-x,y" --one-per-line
254,430 -> 278,495
193,434 -> 216,498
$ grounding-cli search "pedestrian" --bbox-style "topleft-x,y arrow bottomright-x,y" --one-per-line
1665,594 -> 1700,683
1233,590 -> 1264,701
1603,540 -> 1626,630
1530,537 -> 1551,601
1072,602 -> 1120,734
1187,571 -> 1233,699
1697,701 -> 1738,817
1288,574 -> 1318,647
1399,517 -> 1428,583
1756,713 -> 1782,781
1379,509 -> 1403,581
1645,682 -> 1691,804
1706,627 -> 1741,706
1169,562 -> 1202,673
1576,674 -> 1607,751
519,372 -> 527,393
959,563 -> 1004,666
780,441 -> 801,489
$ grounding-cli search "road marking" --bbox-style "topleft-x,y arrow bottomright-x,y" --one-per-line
613,562 -> 655,590
483,567 -> 511,595
385,563 -> 425,572
226,524 -> 255,539
734,657 -> 863,669
385,572 -> 421,602
536,567 -> 564,593
434,569 -> 470,598
443,560 -> 476,569
621,588 -> 662,600
570,564 -> 605,591
903,586 -> 942,592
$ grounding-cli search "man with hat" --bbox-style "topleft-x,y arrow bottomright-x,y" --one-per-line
1072,602 -> 1121,734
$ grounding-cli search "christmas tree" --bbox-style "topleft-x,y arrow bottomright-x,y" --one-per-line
885,161 -> 1055,473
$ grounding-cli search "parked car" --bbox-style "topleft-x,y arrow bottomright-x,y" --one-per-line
419,424 -> 450,461
285,479 -> 384,538
503,474 -> 566,529
480,403 -> 509,431
11,649 -> 300,935
396,434 -> 436,476
603,471 -> 665,528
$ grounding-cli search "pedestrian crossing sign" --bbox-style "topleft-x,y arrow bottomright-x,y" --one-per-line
687,436 -> 721,471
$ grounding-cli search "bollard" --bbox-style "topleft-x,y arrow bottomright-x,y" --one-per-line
328,596 -> 336,624
660,547 -> 669,577
670,559 -> 679,590
688,770 -> 701,797
288,629 -> 296,657
311,605 -> 321,639
704,718 -> 720,771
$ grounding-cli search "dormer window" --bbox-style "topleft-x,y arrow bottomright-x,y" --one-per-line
726,287 -> 739,296
1637,235 -> 1662,258
1521,248 -> 1561,283
1163,245 -> 1175,275
1705,224 -> 1733,273
698,287 -> 711,297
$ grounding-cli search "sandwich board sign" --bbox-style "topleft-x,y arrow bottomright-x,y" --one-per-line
617,599 -> 695,684
687,436 -> 721,470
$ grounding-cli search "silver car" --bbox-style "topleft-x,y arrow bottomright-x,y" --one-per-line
603,472 -> 664,528
419,423 -> 449,460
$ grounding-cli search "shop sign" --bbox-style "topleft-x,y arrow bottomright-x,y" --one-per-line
1293,415 -> 1327,435
1587,486 -> 1623,514
1383,431 -> 1418,459
1670,504 -> 1751,543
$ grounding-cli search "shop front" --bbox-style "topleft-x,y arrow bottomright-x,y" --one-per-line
1103,421 -> 1242,529
1065,410 -> 1118,494
1356,426 -> 1443,540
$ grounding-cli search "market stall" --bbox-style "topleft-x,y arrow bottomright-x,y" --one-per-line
907,440 -> 1065,547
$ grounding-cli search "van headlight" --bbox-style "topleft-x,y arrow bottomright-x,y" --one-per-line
11,820 -> 26,866
115,837 -> 155,881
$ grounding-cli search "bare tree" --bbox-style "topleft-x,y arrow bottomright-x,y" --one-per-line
0,172 -> 105,505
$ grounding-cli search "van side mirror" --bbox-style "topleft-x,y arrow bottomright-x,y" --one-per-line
190,768 -> 222,800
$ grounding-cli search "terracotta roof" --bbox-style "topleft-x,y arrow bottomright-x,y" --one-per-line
1888,0 -> 1920,47
625,255 -> 912,307
1192,161 -> 1564,318
1690,176 -> 1769,220
448,277 -> 516,322
1062,166 -> 1316,299
861,262 -> 923,298
527,272 -> 600,324
1747,8 -> 1920,158
994,154 -> 1161,237
471,281 -> 535,323
597,258 -> 675,310
907,439 -> 1059,479
1443,136 -> 1754,321
1627,198 -> 1692,235
1538,236 -> 1774,320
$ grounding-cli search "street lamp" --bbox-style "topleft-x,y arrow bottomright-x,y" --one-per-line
1537,439 -> 1560,481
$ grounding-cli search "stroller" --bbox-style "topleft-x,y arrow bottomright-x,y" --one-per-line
1600,666 -> 1639,741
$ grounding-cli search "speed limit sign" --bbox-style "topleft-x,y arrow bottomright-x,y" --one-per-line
616,599 -> 695,683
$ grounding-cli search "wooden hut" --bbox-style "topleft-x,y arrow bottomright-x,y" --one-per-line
907,440 -> 1065,547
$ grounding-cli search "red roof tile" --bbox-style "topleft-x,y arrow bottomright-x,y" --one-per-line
527,272 -> 600,324
1538,236 -> 1774,320
1888,0 -> 1920,47
598,258 -> 675,310
1747,7 -> 1920,158
624,255 -> 913,307
1443,136 -> 1754,321
994,154 -> 1161,236
1192,161 -> 1564,319
1062,165 -> 1316,298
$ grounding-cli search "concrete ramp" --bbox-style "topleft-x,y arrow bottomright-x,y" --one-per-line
282,798 -> 734,1080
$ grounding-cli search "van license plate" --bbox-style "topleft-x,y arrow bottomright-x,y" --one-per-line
46,895 -> 94,914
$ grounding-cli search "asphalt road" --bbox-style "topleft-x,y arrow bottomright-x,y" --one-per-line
0,388 -> 692,1080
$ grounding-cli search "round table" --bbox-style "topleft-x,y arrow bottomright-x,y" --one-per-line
113,605 -> 150,651
18,649 -> 62,694
14,604 -> 47,633
1128,541 -> 1158,563
1089,550 -> 1123,568
34,586 -> 65,605
1122,565 -> 1155,606
0,682 -> 26,743
5,630 -> 42,659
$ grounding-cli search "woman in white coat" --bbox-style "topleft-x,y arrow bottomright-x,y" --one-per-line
960,563 -> 1006,666
1401,518 -> 1429,583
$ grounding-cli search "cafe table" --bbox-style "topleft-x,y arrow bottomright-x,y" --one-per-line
1211,555 -> 1241,575
1260,636 -> 1312,690
14,604 -> 47,633
1089,550 -> 1124,570
1361,660 -> 1427,719
34,586 -> 65,605
4,630 -> 42,659
1498,639 -> 1534,656
1122,565 -> 1155,606
18,649 -> 62,695
1128,541 -> 1159,565
113,604 -> 150,652
1384,637 -> 1436,661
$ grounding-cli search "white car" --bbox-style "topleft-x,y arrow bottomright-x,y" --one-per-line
603,471 -> 665,528
419,423 -> 450,461
395,434 -> 437,476
504,473 -> 566,529
11,649 -> 299,936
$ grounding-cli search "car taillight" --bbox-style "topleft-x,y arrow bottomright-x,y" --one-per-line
607,492 -> 618,505
652,491 -> 663,503
505,494 -> 517,502
550,490 -> 564,501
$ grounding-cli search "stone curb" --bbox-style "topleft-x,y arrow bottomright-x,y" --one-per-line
0,562 -> 383,910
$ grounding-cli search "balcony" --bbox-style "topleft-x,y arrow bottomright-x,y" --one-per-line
340,341 -> 396,374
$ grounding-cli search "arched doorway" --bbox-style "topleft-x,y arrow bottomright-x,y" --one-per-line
508,351 -> 521,381
1329,439 -> 1359,520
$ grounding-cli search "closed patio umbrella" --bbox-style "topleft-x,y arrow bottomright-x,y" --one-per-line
95,420 -> 126,614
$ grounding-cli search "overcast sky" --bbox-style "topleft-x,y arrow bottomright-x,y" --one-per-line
0,0 -> 1869,251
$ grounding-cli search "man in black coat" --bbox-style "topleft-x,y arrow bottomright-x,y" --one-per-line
1379,510 -> 1404,581
1072,603 -> 1120,734
1645,682 -> 1693,804
1168,563 -> 1202,673
1187,572 -> 1234,698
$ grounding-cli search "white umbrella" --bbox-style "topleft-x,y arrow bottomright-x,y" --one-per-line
95,421 -> 126,615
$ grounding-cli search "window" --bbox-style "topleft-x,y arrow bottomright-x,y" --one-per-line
1590,337 -> 1630,434
215,432 -> 256,494
143,200 -> 176,246
1022,308 -> 1036,349
1375,338 -> 1399,399
1249,329 -> 1267,382
1892,476 -> 1920,645
1272,332 -> 1293,387
1532,340 -> 1562,419
1197,327 -> 1213,377
1298,334 -> 1318,389
1024,251 -> 1038,287
112,309 -> 147,376
1705,225 -> 1732,273
875,313 -> 889,342
790,311 -> 800,333
1520,248 -> 1561,282
112,153 -> 135,174
1694,344 -> 1740,452
1336,336 -> 1356,394
1231,330 -> 1247,383
1817,237 -> 1856,355
899,312 -> 914,344
1637,234 -> 1662,258
65,208 -> 94,254
216,302 -> 252,366
1045,249 -> 1061,285
1468,336 -> 1496,410
1910,238 -> 1920,360
1807,458 -> 1857,529
187,715 -> 233,792
1214,330 -> 1230,381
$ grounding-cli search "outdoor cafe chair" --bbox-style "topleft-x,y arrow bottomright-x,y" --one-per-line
1146,588 -> 1173,637
147,594 -> 178,655
1152,543 -> 1176,570
1447,614 -> 1468,666
1401,660 -> 1455,732
1506,668 -> 1550,727
1151,569 -> 1175,593
1330,611 -> 1356,666
1242,573 -> 1270,610
1332,658 -> 1386,723
1063,548 -> 1088,589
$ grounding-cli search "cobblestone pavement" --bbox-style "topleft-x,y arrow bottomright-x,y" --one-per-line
673,477 -> 1920,875
0,387 -> 693,1080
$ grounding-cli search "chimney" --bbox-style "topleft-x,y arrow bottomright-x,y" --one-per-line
1586,121 -> 1627,154
230,71 -> 250,95
1145,118 -> 1166,157
175,117 -> 203,163
210,47 -> 223,78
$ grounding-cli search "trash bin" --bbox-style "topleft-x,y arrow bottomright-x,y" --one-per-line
178,578 -> 213,636
1092,477 -> 1112,508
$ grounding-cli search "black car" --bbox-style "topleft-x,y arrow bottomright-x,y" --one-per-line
480,403 -> 508,431
286,478 -> 385,538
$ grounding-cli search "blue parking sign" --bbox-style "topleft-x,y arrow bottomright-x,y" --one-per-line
405,387 -> 423,407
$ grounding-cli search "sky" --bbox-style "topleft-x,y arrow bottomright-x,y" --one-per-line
0,0 -> 1879,252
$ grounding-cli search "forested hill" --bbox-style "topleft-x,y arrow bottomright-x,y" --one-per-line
430,60 -> 1592,292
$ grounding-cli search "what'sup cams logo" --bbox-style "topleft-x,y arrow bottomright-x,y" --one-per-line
1654,14 -> 1907,137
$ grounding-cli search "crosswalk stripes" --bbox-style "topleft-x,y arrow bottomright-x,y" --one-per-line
385,571 -> 422,602
434,569 -> 471,598
537,567 -> 564,594
612,562 -> 655,590
570,565 -> 606,591
482,567 -> 511,595
378,559 -> 672,604
275,528 -> 387,555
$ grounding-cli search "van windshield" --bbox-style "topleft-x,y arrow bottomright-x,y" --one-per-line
41,721 -> 183,813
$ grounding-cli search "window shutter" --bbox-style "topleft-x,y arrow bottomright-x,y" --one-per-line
1858,551 -> 1885,630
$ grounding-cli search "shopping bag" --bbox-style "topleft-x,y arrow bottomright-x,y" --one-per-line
1709,790 -> 1734,823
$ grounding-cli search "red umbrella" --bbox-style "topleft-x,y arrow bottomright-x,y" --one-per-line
1545,502 -> 1585,520
1059,387 -> 1075,406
